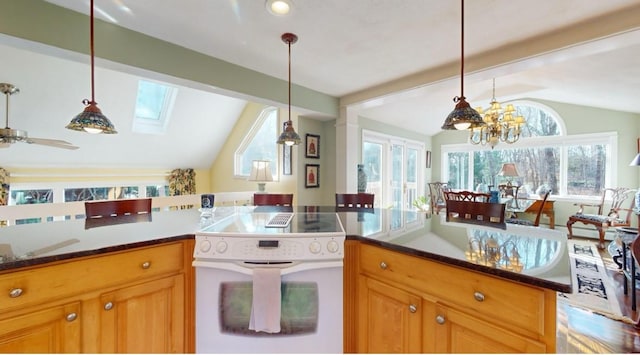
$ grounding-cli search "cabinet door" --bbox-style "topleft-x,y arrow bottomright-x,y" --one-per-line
98,274 -> 185,353
0,302 -> 81,353
432,305 -> 547,353
357,276 -> 422,353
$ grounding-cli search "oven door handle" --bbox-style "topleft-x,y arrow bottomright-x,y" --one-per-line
192,260 -> 342,276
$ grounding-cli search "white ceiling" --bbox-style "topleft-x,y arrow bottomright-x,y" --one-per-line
1,0 -> 639,169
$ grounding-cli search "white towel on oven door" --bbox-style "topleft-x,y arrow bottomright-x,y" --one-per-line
248,267 -> 282,333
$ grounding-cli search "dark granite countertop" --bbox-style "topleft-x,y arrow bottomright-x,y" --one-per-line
0,206 -> 571,293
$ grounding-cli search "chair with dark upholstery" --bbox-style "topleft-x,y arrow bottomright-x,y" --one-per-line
566,187 -> 636,249
428,182 -> 448,215
335,193 -> 374,209
253,193 -> 293,206
85,198 -> 152,218
506,191 -> 551,227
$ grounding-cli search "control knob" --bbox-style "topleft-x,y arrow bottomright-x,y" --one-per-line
309,241 -> 322,254
216,241 -> 228,254
327,240 -> 340,253
199,240 -> 211,253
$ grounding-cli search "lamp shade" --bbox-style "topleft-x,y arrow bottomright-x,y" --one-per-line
248,160 -> 274,182
498,163 -> 520,177
630,153 -> 640,166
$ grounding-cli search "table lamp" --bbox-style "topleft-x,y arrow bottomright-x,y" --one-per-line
248,160 -> 273,193
498,163 -> 520,187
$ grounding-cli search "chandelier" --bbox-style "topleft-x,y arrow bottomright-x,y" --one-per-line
465,234 -> 523,273
468,79 -> 525,148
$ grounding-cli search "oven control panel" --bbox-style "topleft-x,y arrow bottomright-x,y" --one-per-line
194,235 -> 345,261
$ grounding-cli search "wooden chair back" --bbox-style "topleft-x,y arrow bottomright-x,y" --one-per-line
253,193 -> 293,206
445,200 -> 506,229
335,193 -> 374,209
531,191 -> 552,226
428,182 -> 448,214
444,190 -> 491,202
498,184 -> 521,199
85,198 -> 152,218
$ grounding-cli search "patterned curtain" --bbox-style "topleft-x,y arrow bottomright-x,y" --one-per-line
168,168 -> 196,196
0,167 -> 9,206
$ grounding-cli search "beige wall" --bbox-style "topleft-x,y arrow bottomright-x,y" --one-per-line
208,102 -> 299,201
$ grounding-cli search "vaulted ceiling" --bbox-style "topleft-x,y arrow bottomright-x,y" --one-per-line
1,0 -> 639,169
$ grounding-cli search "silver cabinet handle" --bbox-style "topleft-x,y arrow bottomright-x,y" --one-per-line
473,291 -> 485,302
104,302 -> 113,311
66,313 -> 78,322
379,261 -> 387,270
408,304 -> 417,313
436,315 -> 446,324
9,288 -> 23,298
141,261 -> 151,269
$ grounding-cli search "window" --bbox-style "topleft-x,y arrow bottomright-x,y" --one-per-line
442,101 -> 616,199
132,80 -> 177,134
234,107 -> 279,178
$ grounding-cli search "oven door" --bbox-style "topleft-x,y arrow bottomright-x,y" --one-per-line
194,260 -> 343,354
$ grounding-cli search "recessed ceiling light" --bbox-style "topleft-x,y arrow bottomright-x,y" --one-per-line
266,0 -> 291,16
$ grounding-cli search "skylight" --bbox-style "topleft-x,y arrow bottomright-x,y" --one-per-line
132,80 -> 176,134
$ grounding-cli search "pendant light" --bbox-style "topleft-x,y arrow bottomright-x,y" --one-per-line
66,0 -> 117,134
441,0 -> 484,131
276,32 -> 301,146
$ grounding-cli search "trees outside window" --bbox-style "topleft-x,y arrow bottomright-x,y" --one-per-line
442,101 -> 615,198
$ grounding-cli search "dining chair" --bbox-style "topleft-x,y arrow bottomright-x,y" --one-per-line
566,187 -> 636,249
444,190 -> 491,202
428,182 -> 448,215
506,191 -> 551,227
445,199 -> 506,229
253,193 -> 294,206
85,198 -> 152,218
335,193 -> 374,209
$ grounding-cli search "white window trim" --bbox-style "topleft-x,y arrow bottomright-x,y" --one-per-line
233,106 -> 279,180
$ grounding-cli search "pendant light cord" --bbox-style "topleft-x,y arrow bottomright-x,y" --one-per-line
287,37 -> 292,124
459,0 -> 465,101
90,0 -> 95,105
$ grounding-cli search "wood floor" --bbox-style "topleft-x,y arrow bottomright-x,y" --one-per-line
557,238 -> 640,353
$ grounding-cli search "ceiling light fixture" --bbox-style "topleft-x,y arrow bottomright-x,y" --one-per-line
470,79 -> 527,148
66,0 -> 117,134
276,32 -> 302,146
266,0 -> 292,16
441,0 -> 484,131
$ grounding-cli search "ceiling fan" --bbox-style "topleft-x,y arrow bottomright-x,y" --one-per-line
1,83 -> 78,150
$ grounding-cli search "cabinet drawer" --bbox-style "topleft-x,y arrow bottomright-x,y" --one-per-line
0,242 -> 185,313
359,243 -> 548,337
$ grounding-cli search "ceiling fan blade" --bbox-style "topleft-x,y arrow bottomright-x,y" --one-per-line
26,137 -> 79,150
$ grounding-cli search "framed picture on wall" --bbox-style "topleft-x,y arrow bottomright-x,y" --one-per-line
283,144 -> 292,175
305,134 -> 320,158
305,164 -> 319,188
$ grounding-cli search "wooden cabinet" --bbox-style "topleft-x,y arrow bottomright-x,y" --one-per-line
348,242 -> 556,353
0,302 -> 81,353
357,276 -> 423,353
0,240 -> 194,353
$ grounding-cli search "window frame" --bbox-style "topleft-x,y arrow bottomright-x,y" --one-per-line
233,106 -> 280,179
440,100 -> 617,201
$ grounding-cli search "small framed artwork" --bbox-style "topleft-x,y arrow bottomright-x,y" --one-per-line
305,164 -> 320,188
426,150 -> 432,168
283,144 -> 292,175
305,134 -> 320,159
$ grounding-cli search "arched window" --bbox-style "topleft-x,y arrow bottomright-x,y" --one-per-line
234,107 -> 279,178
442,101 -> 616,198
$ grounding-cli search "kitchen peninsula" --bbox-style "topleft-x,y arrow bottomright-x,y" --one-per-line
0,206 -> 570,353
